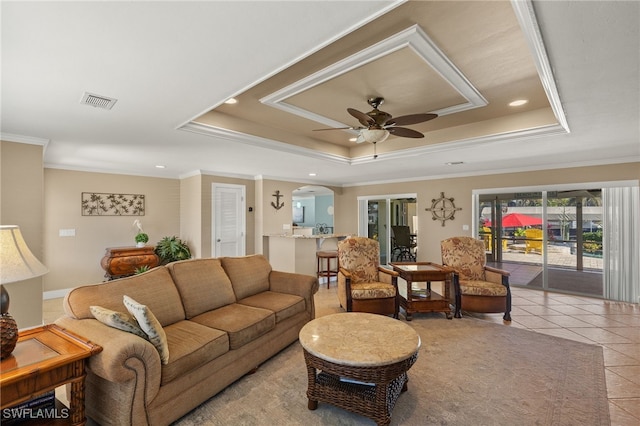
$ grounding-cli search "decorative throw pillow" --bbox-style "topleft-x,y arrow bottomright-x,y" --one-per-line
89,305 -> 147,339
123,295 -> 169,364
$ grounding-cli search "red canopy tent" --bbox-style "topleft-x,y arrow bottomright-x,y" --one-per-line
484,213 -> 542,228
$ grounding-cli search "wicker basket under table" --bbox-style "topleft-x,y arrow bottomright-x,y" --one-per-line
303,348 -> 418,426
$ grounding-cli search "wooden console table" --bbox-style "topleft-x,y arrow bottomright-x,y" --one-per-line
100,246 -> 159,280
0,324 -> 102,425
390,262 -> 455,320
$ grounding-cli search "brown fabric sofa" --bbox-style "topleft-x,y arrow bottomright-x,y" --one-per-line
55,255 -> 318,425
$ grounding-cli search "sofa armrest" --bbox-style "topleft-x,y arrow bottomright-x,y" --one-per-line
55,316 -> 162,400
269,270 -> 319,318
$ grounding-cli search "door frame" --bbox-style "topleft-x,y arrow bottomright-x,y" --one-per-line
211,183 -> 246,257
358,193 -> 417,265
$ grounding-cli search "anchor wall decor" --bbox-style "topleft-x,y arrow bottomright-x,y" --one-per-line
271,190 -> 285,210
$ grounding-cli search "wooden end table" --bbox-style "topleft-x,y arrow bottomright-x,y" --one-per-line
0,324 -> 102,425
299,313 -> 420,426
390,262 -> 455,320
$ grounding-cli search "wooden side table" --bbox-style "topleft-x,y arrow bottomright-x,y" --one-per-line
390,262 -> 455,320
0,324 -> 102,425
100,245 -> 159,280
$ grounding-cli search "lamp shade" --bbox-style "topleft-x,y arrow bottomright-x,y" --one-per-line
0,225 -> 48,284
360,128 -> 390,144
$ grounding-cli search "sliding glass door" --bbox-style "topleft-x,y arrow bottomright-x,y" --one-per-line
478,189 -> 603,297
358,194 -> 417,266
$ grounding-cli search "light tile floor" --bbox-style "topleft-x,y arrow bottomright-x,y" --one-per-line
45,284 -> 640,425
314,282 -> 640,426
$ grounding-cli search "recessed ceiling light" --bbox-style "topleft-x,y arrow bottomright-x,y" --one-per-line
309,173 -> 317,177
445,161 -> 464,165
155,165 -> 166,169
349,137 -> 358,142
509,99 -> 528,107
224,98 -> 238,104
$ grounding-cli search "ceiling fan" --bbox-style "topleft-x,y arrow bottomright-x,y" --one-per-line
314,97 -> 438,149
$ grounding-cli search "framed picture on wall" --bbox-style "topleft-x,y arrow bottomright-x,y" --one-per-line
293,206 -> 304,223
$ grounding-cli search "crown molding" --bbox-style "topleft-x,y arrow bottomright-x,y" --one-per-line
260,24 -> 487,130
183,118 -> 570,168
348,123 -> 569,165
511,0 -> 569,132
1,133 -> 50,146
179,122 -> 351,165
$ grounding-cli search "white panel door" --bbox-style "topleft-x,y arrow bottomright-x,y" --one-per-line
212,183 -> 246,257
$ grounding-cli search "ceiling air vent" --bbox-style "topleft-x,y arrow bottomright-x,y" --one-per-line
80,92 -> 117,110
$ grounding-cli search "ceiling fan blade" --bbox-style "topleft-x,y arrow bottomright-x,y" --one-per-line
312,127 -> 356,131
347,108 -> 375,127
388,127 -> 425,138
385,113 -> 438,126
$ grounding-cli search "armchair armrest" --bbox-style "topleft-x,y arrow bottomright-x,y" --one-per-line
338,267 -> 352,278
483,266 -> 512,321
378,266 -> 399,286
338,268 -> 354,312
484,266 -> 510,286
378,267 -> 399,277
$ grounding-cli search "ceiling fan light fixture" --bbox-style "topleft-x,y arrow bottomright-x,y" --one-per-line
360,128 -> 390,143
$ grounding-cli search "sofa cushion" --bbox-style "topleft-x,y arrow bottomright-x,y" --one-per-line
238,291 -> 305,323
89,305 -> 147,339
191,304 -> 275,350
221,255 -> 271,300
167,258 -> 237,318
64,266 -> 185,327
161,320 -> 229,385
124,295 -> 169,365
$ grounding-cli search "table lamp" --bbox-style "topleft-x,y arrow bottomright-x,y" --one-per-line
1,225 -> 49,358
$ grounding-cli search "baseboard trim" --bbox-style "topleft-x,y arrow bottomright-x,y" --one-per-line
44,288 -> 72,300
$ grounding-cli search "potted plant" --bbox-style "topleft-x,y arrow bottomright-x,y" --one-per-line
134,264 -> 150,274
155,236 -> 191,265
135,232 -> 149,248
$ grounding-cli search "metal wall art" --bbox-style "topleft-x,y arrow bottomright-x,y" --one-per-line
82,192 -> 145,216
425,192 -> 461,226
271,190 -> 284,210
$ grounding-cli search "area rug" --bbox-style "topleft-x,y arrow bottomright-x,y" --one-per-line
173,317 -> 609,425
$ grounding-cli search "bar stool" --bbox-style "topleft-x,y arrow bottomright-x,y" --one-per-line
316,250 -> 338,288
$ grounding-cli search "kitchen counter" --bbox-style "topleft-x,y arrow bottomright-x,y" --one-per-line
263,234 -> 352,276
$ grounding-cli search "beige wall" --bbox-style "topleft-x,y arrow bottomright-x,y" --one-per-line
44,169 -> 180,292
3,138 -> 638,313
335,162 -> 640,263
180,175 -> 202,258
1,141 -> 45,328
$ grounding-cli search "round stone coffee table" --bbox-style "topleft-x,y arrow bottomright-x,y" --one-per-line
299,313 -> 420,426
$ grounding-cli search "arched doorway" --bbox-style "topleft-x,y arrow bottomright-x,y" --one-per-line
292,185 -> 334,235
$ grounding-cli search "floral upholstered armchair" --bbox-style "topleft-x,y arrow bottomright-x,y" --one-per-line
441,236 -> 512,321
337,237 -> 400,317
